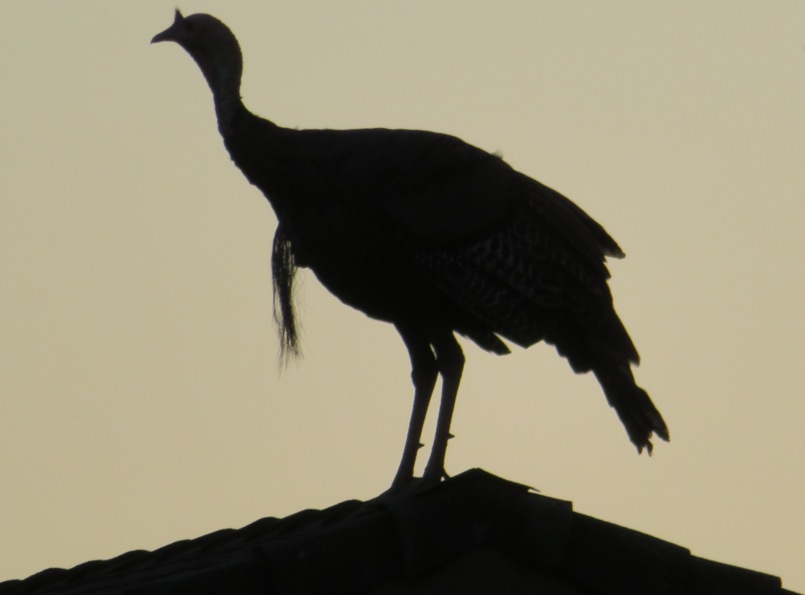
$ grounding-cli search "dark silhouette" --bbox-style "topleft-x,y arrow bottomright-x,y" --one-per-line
151,11 -> 669,488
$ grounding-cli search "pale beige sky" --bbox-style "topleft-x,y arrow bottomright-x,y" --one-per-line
2,1 -> 803,590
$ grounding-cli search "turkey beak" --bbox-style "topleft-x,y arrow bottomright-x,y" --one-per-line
151,9 -> 185,44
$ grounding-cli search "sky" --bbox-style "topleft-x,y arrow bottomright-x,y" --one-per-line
2,1 -> 804,590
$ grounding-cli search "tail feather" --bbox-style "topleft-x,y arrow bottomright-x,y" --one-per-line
593,366 -> 669,454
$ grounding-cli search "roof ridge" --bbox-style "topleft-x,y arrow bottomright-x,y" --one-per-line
0,469 -> 795,595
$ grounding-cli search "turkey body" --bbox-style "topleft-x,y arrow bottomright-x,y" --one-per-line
152,11 -> 669,487
227,116 -> 623,360
229,121 -> 513,334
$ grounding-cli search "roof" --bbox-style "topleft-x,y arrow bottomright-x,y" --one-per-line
0,469 -> 797,595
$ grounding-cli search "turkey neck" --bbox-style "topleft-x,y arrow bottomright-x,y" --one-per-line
188,32 -> 302,243
190,35 -> 249,136
213,81 -> 245,136
198,52 -> 290,216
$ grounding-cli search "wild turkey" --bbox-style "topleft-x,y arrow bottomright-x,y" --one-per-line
152,11 -> 669,488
